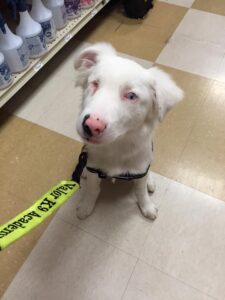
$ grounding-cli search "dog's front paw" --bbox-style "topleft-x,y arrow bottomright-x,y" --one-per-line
139,202 -> 158,220
76,202 -> 95,220
147,174 -> 156,193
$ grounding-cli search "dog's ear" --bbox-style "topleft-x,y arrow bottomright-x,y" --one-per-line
74,43 -> 116,86
74,43 -> 116,71
147,67 -> 183,122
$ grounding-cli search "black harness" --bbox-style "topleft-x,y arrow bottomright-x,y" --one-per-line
72,150 -> 150,184
86,165 -> 150,180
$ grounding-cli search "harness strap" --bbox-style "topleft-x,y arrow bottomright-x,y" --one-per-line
86,165 -> 150,181
72,143 -> 153,183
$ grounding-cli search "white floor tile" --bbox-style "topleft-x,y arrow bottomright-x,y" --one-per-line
37,82 -> 83,141
4,72 -> 71,123
2,217 -> 136,300
140,180 -> 225,299
4,73 -> 82,141
157,9 -> 225,81
123,261 -> 214,300
57,172 -> 170,257
176,9 -> 225,47
158,0 -> 195,7
47,40 -> 91,81
157,34 -> 224,80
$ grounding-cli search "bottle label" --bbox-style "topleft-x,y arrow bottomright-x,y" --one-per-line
25,31 -> 47,58
0,61 -> 11,88
17,42 -> 29,68
41,19 -> 56,43
65,0 -> 80,18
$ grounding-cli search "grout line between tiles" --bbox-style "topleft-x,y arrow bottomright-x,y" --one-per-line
174,79 -> 213,164
57,215 -> 140,260
58,213 -> 140,300
158,1 -> 193,9
154,170 -> 225,205
138,257 -> 220,300
154,6 -> 189,61
77,224 -> 139,259
171,32 -> 225,49
58,184 -> 172,261
137,181 -> 171,255
114,22 -> 122,32
121,258 -> 139,300
189,7 -> 225,17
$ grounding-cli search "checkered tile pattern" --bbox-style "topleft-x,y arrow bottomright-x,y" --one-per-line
1,1 -> 225,299
77,0 -> 225,81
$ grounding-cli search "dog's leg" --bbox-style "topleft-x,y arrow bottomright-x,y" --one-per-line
147,171 -> 156,193
134,176 -> 158,220
76,171 -> 101,219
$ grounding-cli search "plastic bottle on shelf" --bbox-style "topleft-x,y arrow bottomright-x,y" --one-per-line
0,14 -> 29,73
0,52 -> 13,90
16,0 -> 47,58
43,0 -> 67,30
64,0 -> 81,19
80,0 -> 95,9
30,0 -> 56,43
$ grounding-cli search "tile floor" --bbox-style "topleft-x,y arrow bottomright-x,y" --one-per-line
1,0 -> 225,299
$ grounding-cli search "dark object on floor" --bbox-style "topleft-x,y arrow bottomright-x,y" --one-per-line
123,0 -> 154,19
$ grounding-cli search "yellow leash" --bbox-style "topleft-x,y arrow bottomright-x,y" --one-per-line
0,181 -> 79,251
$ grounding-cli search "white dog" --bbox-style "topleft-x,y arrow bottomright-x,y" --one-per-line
74,43 -> 183,220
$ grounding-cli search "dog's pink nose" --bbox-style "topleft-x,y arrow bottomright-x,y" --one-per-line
82,114 -> 106,138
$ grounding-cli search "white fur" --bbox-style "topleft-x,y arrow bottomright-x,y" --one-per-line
74,43 -> 183,220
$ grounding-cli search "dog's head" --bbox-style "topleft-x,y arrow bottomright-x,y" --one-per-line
74,43 -> 183,145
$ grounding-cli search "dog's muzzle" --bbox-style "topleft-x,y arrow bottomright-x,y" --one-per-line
82,114 -> 107,139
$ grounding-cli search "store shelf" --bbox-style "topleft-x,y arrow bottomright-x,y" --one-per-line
0,0 -> 110,108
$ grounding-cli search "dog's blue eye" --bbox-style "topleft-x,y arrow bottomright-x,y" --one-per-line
126,92 -> 138,101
